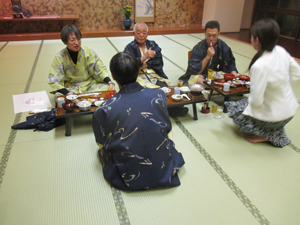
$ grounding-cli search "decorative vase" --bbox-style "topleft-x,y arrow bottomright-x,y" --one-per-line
123,17 -> 132,30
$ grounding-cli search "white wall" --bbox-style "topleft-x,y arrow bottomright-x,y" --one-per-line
202,0 -> 245,32
202,0 -> 217,26
241,0 -> 255,29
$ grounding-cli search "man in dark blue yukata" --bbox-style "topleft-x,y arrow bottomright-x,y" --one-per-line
92,52 -> 185,191
179,20 -> 238,85
124,22 -> 188,117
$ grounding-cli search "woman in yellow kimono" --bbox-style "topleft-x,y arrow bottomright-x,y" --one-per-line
48,25 -> 115,95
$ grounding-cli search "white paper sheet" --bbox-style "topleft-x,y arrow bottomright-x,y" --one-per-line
12,91 -> 53,114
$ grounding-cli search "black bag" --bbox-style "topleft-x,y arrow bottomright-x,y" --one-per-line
11,108 -> 65,132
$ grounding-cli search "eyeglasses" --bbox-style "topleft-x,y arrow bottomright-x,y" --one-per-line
68,38 -> 81,43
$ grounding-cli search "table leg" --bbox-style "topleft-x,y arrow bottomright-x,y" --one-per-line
208,89 -> 214,101
192,103 -> 198,120
65,117 -> 72,136
223,96 -> 231,113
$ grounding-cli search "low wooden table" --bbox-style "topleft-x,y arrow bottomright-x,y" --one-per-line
55,87 -> 206,136
204,80 -> 250,113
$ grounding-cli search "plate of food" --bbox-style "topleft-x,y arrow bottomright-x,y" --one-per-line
66,94 -> 78,101
172,94 -> 183,101
87,98 -> 96,103
77,100 -> 92,111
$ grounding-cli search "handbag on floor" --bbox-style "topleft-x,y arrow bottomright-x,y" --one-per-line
11,108 -> 65,132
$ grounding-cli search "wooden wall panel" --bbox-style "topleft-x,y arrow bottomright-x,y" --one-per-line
0,0 -> 203,33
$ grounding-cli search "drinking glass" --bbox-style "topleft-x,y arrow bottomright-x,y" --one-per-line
215,108 -> 223,119
177,80 -> 183,87
57,97 -> 65,108
212,104 -> 218,113
174,87 -> 181,95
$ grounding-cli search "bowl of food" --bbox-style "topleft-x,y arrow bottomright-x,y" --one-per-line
95,100 -> 105,107
62,100 -> 75,113
238,75 -> 250,81
180,86 -> 190,94
224,73 -> 235,81
172,94 -> 183,101
160,87 -> 171,96
188,84 -> 205,93
77,100 -> 92,111
66,94 -> 78,101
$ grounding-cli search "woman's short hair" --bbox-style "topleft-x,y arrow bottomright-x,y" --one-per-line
61,25 -> 82,43
110,52 -> 139,86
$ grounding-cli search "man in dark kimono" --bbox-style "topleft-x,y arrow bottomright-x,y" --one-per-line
124,22 -> 170,88
179,20 -> 238,85
124,22 -> 188,117
92,52 -> 185,191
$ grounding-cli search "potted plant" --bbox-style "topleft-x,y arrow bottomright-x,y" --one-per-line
119,0 -> 133,30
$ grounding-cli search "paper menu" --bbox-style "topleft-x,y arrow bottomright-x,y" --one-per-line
12,91 -> 52,114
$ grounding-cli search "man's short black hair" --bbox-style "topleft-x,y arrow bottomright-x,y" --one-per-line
110,52 -> 139,86
205,20 -> 220,32
61,24 -> 82,43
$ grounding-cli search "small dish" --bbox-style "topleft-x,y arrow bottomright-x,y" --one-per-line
160,87 -> 171,96
172,94 -> 183,101
77,100 -> 92,111
87,98 -> 96,103
224,73 -> 235,81
180,86 -> 190,94
66,94 -> 78,101
238,75 -> 250,81
62,101 -> 75,113
95,100 -> 105,107
105,91 -> 117,99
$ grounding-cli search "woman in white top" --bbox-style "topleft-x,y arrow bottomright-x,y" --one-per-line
225,18 -> 300,147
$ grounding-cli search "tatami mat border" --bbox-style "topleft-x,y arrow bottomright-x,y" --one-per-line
288,143 -> 300,154
0,42 -> 8,52
0,41 -> 43,189
106,37 -> 120,53
172,116 -> 270,225
0,115 -> 20,188
111,187 -> 131,225
162,55 -> 186,72
162,35 -> 191,50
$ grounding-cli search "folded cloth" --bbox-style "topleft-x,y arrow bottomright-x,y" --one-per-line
12,108 -> 65,131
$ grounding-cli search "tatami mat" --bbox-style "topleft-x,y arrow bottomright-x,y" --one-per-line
0,34 -> 300,225
122,118 -> 259,225
0,138 -> 120,225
